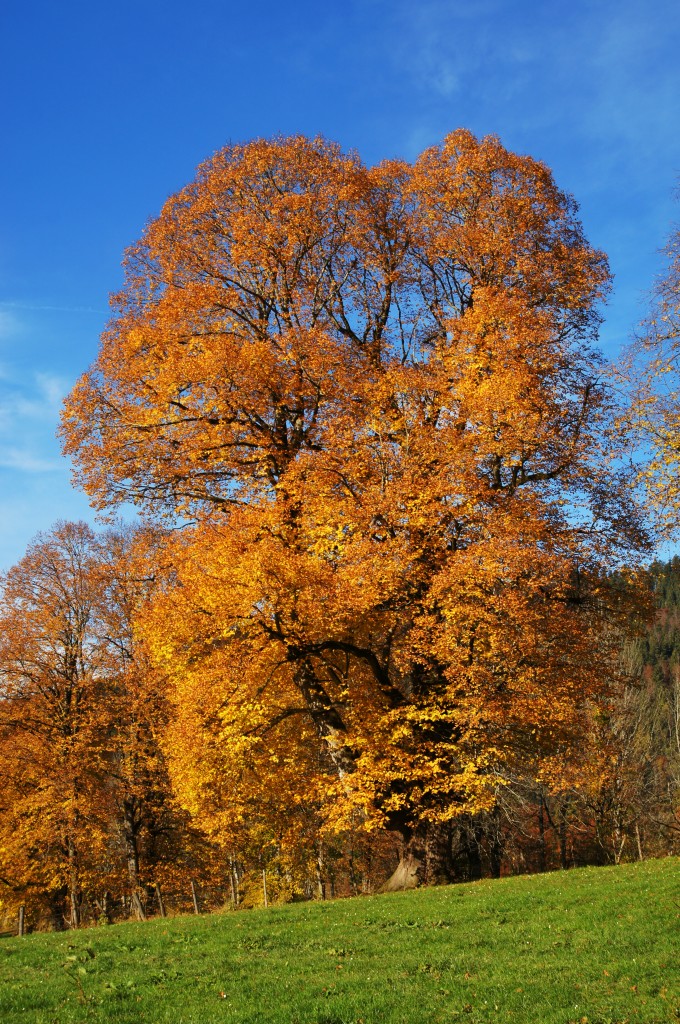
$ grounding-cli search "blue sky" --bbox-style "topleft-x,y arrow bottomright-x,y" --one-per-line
1,0 -> 679,569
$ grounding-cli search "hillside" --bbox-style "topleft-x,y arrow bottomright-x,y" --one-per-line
1,858 -> 678,1024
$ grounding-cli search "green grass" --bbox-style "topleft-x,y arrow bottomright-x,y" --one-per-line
1,858 -> 679,1024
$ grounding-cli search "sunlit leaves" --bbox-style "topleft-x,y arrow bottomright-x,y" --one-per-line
61,132 -> 649,868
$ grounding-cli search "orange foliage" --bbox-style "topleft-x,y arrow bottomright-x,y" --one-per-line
0,523 -> 217,927
61,132 -> 650,880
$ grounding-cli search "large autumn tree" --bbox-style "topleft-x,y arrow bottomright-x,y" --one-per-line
61,131 -> 649,885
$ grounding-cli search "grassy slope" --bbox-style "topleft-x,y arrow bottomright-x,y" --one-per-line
1,858 -> 678,1024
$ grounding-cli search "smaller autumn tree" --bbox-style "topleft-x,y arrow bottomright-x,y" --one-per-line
62,131 -> 651,887
0,522 -> 209,927
626,213 -> 680,527
92,525 -> 192,920
0,523 -> 110,927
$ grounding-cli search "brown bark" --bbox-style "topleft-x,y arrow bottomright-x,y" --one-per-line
155,883 -> 166,917
294,660 -> 355,778
466,833 -> 483,881
123,798 -> 146,920
67,838 -> 81,929
381,811 -> 426,891
383,818 -> 461,890
191,879 -> 200,914
98,891 -> 112,925
383,851 -> 423,891
538,793 -> 547,872
48,888 -> 67,931
315,845 -> 326,899
229,856 -> 239,907
635,823 -> 644,861
486,806 -> 504,879
558,799 -> 569,870
69,889 -> 81,930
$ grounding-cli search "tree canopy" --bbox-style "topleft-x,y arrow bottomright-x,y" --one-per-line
61,131 -> 650,885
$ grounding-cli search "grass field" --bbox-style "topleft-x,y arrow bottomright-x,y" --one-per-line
1,858 -> 678,1024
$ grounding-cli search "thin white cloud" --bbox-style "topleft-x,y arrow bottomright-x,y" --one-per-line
0,450 -> 62,473
0,310 -> 24,341
0,301 -> 107,315
0,488 -> 98,572
35,372 -> 68,409
4,375 -> 68,423
0,370 -> 71,475
387,0 -> 680,160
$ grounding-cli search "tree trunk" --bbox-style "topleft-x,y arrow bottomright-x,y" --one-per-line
558,800 -> 569,870
48,888 -> 67,931
383,850 -> 423,891
130,891 -> 146,921
229,856 -> 239,907
538,793 -> 547,872
383,821 -> 460,891
383,822 -> 427,891
466,835 -> 483,881
99,891 -> 112,925
488,832 -> 503,879
315,845 -> 326,899
155,883 -> 166,918
123,800 -> 146,920
67,838 -> 81,929
448,818 -> 483,882
69,889 -> 80,929
348,845 -> 358,896
487,806 -> 503,879
294,660 -> 355,777
635,823 -> 644,861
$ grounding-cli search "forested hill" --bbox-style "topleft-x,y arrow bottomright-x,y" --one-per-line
622,556 -> 680,752
637,556 -> 680,665
473,558 -> 680,879
609,557 -> 680,866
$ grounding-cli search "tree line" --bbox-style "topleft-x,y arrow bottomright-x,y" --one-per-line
2,130 -> 680,928
0,522 -> 677,929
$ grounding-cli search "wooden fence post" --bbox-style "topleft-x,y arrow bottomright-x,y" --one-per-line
155,883 -> 166,918
190,880 -> 200,915
229,857 -> 238,908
